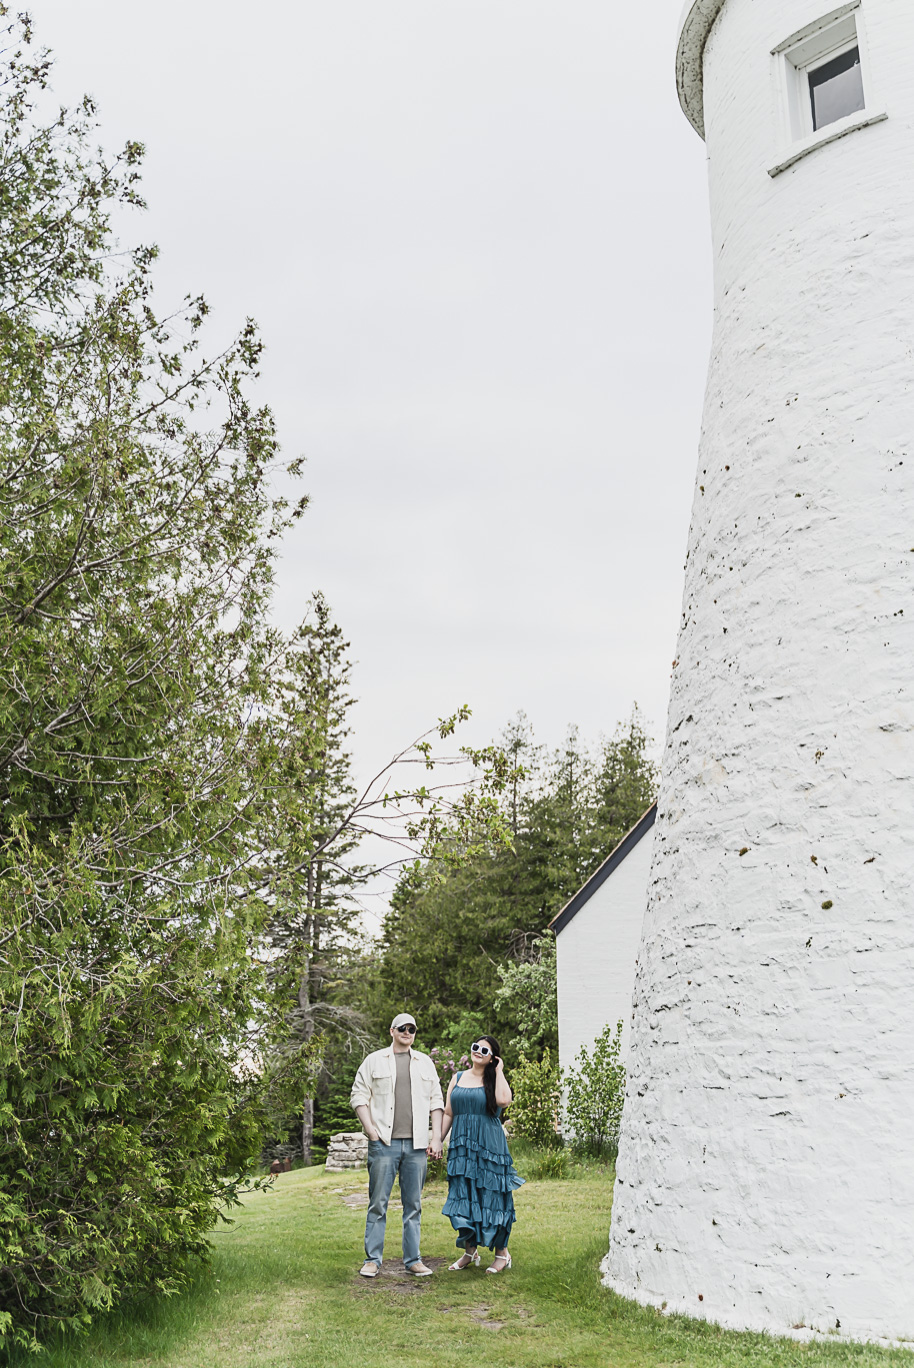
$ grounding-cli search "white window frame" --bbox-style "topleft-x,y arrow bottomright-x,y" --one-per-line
768,2 -> 887,177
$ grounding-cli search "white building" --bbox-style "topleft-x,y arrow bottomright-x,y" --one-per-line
550,804 -> 655,1078
606,0 -> 914,1345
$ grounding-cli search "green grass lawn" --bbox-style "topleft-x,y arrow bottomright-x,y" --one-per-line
12,1159 -> 912,1368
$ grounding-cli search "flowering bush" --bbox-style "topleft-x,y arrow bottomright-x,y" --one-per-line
428,1045 -> 471,1093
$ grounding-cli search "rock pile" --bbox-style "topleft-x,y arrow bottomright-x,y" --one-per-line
325,1132 -> 368,1171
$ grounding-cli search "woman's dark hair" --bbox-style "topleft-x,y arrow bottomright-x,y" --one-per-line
479,1035 -> 501,1117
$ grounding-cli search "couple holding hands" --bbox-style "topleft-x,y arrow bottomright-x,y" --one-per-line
350,1012 -> 524,1277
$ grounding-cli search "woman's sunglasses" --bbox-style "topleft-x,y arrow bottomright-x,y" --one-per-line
470,1041 -> 492,1057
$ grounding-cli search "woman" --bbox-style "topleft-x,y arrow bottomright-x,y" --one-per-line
441,1035 -> 524,1273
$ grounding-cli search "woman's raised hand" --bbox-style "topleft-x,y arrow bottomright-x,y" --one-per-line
494,1056 -> 504,1072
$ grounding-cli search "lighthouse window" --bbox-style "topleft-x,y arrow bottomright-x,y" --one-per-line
769,4 -> 887,175
808,45 -> 865,130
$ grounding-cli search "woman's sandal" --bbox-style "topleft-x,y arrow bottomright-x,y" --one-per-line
448,1248 -> 480,1270
486,1251 -> 512,1274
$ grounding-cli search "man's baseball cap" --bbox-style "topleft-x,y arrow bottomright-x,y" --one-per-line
390,1012 -> 417,1030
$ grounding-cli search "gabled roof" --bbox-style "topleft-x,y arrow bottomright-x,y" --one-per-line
548,802 -> 657,936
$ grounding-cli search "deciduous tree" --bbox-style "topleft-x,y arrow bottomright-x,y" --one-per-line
0,14 -> 315,1347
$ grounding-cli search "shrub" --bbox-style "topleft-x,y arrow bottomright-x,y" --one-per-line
509,1050 -> 561,1148
563,1020 -> 626,1158
427,1045 -> 471,1094
493,933 -> 557,1057
526,1146 -> 570,1180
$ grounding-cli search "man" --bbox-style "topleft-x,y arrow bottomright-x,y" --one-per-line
350,1012 -> 444,1278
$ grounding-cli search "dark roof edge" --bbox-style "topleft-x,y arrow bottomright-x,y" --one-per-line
676,0 -> 728,138
548,802 -> 657,937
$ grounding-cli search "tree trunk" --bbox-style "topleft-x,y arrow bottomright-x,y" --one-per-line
301,1094 -> 314,1166
299,901 -> 316,1164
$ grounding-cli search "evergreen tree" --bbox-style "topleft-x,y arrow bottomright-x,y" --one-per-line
592,706 -> 658,849
259,627 -> 523,1162
257,595 -> 368,1164
377,709 -> 657,1053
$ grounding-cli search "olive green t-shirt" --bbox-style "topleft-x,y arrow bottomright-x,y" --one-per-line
391,1050 -> 414,1140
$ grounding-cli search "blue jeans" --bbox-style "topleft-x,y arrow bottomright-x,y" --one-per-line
364,1138 -> 427,1268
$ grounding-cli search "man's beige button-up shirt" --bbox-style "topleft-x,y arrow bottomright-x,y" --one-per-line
350,1045 -> 444,1148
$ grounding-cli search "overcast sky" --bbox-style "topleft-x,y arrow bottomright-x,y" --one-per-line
33,0 -> 712,787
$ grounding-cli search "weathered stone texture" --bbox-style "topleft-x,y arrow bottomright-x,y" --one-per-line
606,0 -> 914,1343
325,1132 -> 368,1171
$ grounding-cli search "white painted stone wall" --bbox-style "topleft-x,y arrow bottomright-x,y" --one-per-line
606,0 -> 914,1344
556,829 -> 653,1076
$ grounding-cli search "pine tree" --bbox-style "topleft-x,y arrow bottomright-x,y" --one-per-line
258,595 -> 367,1164
377,709 -> 657,1053
259,617 -> 523,1162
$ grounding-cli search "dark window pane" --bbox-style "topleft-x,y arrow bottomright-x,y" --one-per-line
809,46 -> 864,131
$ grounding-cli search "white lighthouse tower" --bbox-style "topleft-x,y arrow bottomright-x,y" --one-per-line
606,0 -> 914,1343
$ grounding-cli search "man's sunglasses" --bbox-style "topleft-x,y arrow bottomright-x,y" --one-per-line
396,1024 -> 417,1034
470,1041 -> 492,1057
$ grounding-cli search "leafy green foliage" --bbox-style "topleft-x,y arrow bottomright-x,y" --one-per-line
493,933 -> 557,1056
509,1050 -> 562,1148
564,1021 -> 626,1158
310,1065 -> 362,1164
421,1008 -> 485,1082
0,12 -> 319,1347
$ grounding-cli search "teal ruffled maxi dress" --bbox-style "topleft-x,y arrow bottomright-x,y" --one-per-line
442,1073 -> 524,1251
